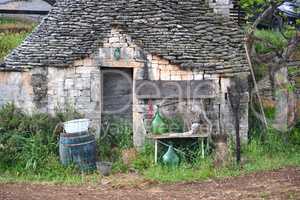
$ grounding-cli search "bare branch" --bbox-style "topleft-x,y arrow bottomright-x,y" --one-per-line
284,32 -> 300,60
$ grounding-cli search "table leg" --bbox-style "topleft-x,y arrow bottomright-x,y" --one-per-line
206,137 -> 209,153
155,140 -> 158,164
201,138 -> 204,159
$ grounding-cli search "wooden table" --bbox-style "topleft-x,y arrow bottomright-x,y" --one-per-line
148,133 -> 209,164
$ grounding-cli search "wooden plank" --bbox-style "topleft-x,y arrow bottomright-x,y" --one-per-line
0,9 -> 49,15
190,80 -> 216,98
148,133 -> 209,139
135,80 -> 216,99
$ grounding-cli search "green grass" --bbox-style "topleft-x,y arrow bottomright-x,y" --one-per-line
0,17 -> 17,24
0,17 -> 35,61
254,30 -> 288,54
0,32 -> 29,60
0,156 -> 100,185
142,129 -> 300,183
1,137 -> 300,186
142,149 -> 300,183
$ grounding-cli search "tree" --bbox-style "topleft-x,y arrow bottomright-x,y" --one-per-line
245,0 -> 300,135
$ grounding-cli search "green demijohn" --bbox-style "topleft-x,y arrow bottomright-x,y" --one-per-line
151,107 -> 168,135
162,145 -> 180,167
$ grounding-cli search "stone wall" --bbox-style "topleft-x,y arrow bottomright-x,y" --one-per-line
0,26 -> 249,147
47,59 -> 102,133
0,70 -> 35,111
97,27 -> 249,147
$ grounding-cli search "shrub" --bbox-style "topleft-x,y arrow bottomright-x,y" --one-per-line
132,142 -> 154,171
0,103 -> 82,172
97,116 -> 133,162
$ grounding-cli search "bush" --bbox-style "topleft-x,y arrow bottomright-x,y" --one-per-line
97,116 -> 133,162
0,103 -> 82,172
132,142 -> 154,171
254,30 -> 287,54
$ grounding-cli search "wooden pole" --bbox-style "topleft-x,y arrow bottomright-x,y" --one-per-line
244,43 -> 269,129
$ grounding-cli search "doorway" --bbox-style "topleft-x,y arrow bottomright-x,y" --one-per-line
101,67 -> 133,123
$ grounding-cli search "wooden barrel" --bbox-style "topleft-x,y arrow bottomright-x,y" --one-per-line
59,131 -> 97,172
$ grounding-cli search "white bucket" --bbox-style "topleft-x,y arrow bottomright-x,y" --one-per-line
63,119 -> 90,133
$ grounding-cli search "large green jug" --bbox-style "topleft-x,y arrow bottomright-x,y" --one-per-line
151,109 -> 168,135
162,146 -> 180,167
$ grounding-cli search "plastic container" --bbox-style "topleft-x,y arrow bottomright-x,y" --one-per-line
97,162 -> 112,176
63,119 -> 90,134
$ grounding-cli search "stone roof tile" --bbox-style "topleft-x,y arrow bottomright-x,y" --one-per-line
4,0 -> 249,73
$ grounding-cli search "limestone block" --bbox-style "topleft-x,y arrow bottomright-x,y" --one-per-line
120,47 -> 134,60
151,63 -> 159,70
148,68 -> 160,80
133,111 -> 147,148
74,59 -> 84,66
78,89 -> 91,97
109,37 -> 120,44
134,68 -> 144,80
67,89 -> 79,97
170,71 -> 182,80
64,79 -> 74,90
99,48 -> 112,60
147,54 -> 152,61
180,72 -> 194,80
75,77 -> 90,90
194,72 -> 204,80
76,96 -> 91,103
76,66 -> 98,74
160,70 -> 171,80
91,73 -> 101,103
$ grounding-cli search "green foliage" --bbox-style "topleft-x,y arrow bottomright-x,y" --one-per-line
0,31 -> 28,60
54,103 -> 83,122
0,155 -> 97,185
111,160 -> 129,173
241,0 -> 266,18
97,117 -> 133,162
253,63 -> 269,82
132,142 -> 154,171
264,107 -> 276,120
254,30 -> 287,54
289,123 -> 300,146
0,103 -> 84,178
165,115 -> 185,133
143,159 -> 213,183
0,17 -> 35,61
143,129 -> 300,183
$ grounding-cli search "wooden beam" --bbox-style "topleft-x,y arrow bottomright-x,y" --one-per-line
135,80 -> 216,99
0,9 -> 49,15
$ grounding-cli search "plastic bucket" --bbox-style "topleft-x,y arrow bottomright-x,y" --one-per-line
63,119 -> 90,134
96,161 -> 112,176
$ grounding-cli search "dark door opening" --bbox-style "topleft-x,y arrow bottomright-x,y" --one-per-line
101,67 -> 133,123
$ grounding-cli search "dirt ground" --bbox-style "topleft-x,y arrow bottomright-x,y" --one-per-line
1,167 -> 300,200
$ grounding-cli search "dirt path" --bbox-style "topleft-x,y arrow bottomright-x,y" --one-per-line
1,167 -> 300,200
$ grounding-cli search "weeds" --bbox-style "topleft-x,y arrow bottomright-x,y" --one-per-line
0,103 -> 88,184
1,103 -> 300,184
254,30 -> 288,54
97,116 -> 133,162
0,17 -> 35,61
141,126 -> 300,183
